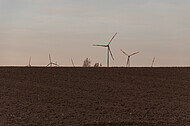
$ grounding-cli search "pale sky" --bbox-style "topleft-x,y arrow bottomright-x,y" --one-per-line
0,0 -> 190,67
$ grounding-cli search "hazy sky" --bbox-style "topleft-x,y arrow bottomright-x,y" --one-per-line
0,0 -> 190,66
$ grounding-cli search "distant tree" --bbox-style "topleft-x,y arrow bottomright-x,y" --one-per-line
94,63 -> 99,67
94,63 -> 102,67
83,58 -> 91,67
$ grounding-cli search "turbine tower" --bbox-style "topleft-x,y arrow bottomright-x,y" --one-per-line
46,54 -> 59,67
151,57 -> 155,67
120,49 -> 139,67
93,32 -> 117,67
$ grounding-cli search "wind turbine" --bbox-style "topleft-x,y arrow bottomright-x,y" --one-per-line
71,58 -> 75,67
27,56 -> 31,67
46,53 -> 59,67
151,57 -> 155,67
120,49 -> 139,67
93,32 -> 117,67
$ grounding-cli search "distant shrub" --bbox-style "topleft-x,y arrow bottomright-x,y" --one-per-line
94,63 -> 102,67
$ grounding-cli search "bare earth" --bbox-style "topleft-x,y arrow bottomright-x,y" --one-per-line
0,67 -> 189,126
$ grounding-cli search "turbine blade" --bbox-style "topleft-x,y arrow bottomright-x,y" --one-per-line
49,53 -> 51,63
46,63 -> 50,67
71,59 -> 75,67
92,44 -> 107,47
108,32 -> 117,45
120,49 -> 128,56
130,52 -> 139,56
151,57 -> 155,67
109,47 -> 114,60
53,63 -> 58,66
29,56 -> 31,66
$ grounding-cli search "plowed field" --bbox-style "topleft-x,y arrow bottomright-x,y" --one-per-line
0,67 -> 189,125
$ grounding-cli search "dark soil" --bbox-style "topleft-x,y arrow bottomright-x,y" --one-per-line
0,67 -> 189,126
